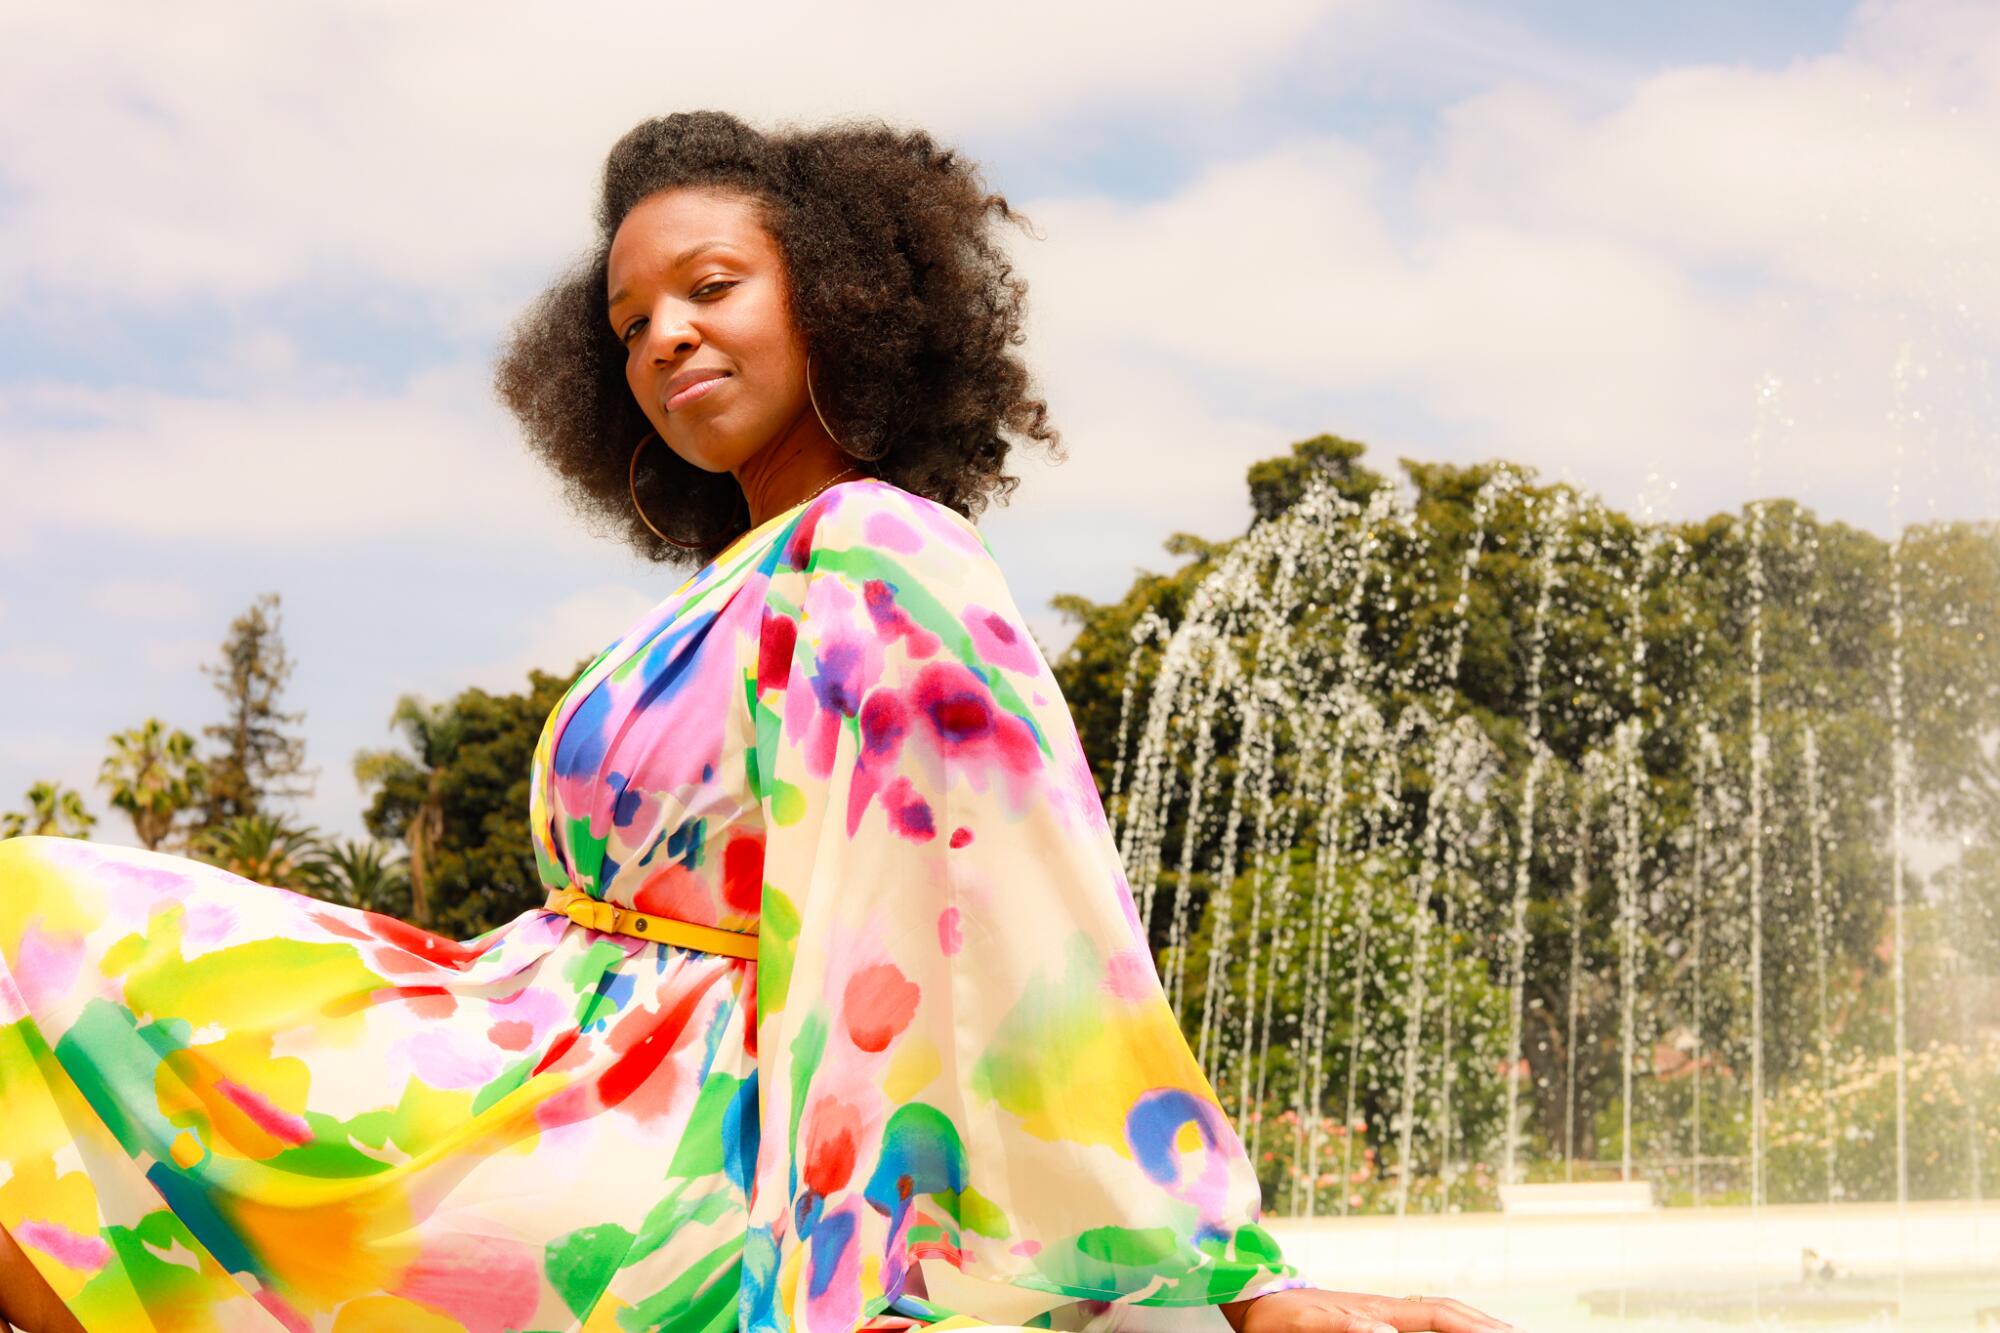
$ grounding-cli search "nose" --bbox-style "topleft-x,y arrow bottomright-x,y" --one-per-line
642,299 -> 699,364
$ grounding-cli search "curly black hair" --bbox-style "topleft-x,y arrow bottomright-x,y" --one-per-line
492,110 -> 1064,568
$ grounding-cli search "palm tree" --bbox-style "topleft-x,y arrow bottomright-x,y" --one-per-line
309,838 -> 412,917
1,781 -> 97,839
98,718 -> 208,850
353,695 -> 464,929
190,813 -> 329,887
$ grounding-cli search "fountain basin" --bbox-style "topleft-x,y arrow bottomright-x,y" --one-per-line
1577,1284 -> 1896,1322
1268,1199 -> 1996,1289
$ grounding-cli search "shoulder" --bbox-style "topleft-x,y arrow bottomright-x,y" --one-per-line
764,479 -> 1058,722
781,477 -> 993,580
771,480 -> 1040,667
754,477 -> 1067,756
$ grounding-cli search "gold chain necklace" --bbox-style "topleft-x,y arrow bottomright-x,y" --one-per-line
782,465 -> 864,516
715,466 -> 867,551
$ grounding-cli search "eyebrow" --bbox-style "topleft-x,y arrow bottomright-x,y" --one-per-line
607,240 -> 737,309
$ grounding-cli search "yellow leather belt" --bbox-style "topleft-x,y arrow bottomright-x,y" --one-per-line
543,885 -> 759,961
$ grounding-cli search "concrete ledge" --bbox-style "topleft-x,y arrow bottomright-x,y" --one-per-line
1498,1180 -> 1655,1214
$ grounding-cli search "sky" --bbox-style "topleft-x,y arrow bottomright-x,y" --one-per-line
1,0 -> 1995,848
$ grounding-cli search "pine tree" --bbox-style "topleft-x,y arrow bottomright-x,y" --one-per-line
199,591 -> 316,827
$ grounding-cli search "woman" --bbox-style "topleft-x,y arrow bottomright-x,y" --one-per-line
0,112 -> 1516,1333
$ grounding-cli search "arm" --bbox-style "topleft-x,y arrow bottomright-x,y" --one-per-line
742,487 -> 1308,1330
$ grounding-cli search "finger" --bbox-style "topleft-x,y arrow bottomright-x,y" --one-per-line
1336,1315 -> 1399,1333
1288,1295 -> 1401,1333
1420,1295 -> 1521,1332
1315,1291 -> 1415,1329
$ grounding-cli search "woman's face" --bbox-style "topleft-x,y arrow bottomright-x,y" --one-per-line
606,187 -> 814,476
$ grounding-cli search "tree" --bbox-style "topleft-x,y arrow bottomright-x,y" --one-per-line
310,838 -> 412,918
1246,433 -> 1389,523
354,695 -> 466,929
1,781 -> 97,839
199,591 -> 315,827
189,812 -> 328,887
98,718 -> 208,850
358,665 -> 580,937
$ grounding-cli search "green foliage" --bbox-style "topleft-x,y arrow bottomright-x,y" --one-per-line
1589,1019 -> 2000,1208
1047,433 -> 2000,1204
311,837 -> 412,917
358,664 -> 582,937
1168,841 -> 1513,1215
355,694 -> 468,928
185,812 -> 409,922
1245,434 -> 1388,523
1764,1036 -> 2000,1204
190,812 -> 330,886
1,781 -> 96,839
198,591 -> 314,827
98,718 -> 207,851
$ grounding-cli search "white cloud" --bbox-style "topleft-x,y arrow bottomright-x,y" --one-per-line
452,583 -> 664,697
13,0 -> 1988,555
996,0 -> 2000,538
3,0 -> 1998,849
972,346 -> 1309,646
200,331 -> 311,393
139,635 -> 218,676
0,0 -> 1344,325
1281,0 -> 1643,108
86,577 -> 206,622
0,361 -> 603,553
0,645 -> 79,680
1414,46 -> 2000,317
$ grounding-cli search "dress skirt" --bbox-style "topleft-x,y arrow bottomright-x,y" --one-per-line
0,478 -> 1308,1331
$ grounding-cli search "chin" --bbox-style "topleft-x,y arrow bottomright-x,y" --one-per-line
662,436 -> 744,476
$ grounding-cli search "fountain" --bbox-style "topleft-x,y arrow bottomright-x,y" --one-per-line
1500,488 -> 1564,1186
1094,422 -> 1998,1324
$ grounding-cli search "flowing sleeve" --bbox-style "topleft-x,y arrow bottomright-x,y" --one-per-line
741,487 -> 1310,1333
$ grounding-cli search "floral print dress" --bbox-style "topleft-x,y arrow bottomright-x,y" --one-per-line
0,478 -> 1307,1331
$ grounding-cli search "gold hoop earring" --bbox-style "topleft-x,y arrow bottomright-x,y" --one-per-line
806,351 -> 840,449
628,430 -> 746,551
805,352 -> 880,482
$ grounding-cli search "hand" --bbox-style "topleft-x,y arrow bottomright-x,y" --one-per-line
1220,1287 -> 1521,1333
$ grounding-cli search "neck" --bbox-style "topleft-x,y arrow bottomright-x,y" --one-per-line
733,402 -> 863,526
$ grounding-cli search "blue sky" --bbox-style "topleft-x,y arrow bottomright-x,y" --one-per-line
3,0 -> 1995,848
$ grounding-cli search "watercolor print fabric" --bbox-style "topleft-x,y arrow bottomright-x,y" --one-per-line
0,477 -> 1306,1332
735,481 -> 1306,1330
0,833 -> 766,1332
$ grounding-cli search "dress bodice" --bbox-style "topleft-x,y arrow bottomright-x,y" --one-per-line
526,502 -> 802,933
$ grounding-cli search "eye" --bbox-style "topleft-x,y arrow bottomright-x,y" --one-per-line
617,283 -> 734,345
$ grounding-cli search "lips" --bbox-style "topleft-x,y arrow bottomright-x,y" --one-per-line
665,371 -> 730,412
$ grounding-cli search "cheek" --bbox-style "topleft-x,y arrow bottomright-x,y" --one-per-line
740,292 -> 804,367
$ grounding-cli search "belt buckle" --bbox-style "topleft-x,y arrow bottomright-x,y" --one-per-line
561,892 -> 616,934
